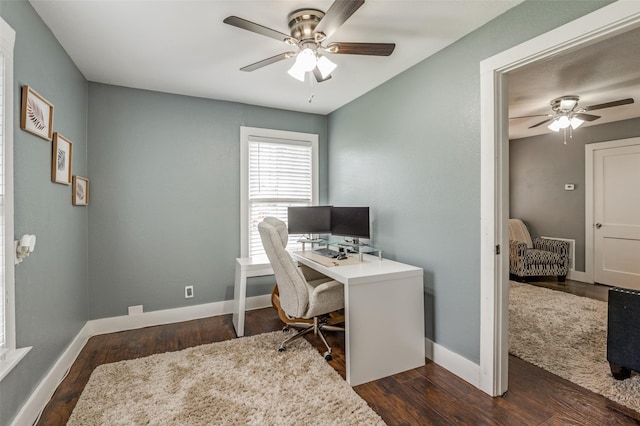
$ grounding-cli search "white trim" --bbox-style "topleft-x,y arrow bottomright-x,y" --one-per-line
0,16 -> 22,381
585,137 -> 640,285
11,326 -> 89,426
10,294 -> 272,426
425,338 -> 480,388
239,126 -> 319,258
480,1 -> 640,397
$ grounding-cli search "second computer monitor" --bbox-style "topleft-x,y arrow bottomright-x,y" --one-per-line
330,207 -> 370,240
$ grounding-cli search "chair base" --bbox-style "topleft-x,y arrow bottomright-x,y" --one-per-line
271,285 -> 344,360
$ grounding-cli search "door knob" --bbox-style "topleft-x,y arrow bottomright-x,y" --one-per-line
595,223 -> 602,229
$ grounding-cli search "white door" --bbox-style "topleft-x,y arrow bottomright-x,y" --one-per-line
593,142 -> 640,289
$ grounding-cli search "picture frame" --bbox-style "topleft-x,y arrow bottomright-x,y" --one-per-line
21,85 -> 54,141
51,133 -> 73,185
72,176 -> 89,206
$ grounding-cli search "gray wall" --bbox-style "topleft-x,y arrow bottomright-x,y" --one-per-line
327,0 -> 611,363
0,1 -> 88,424
87,83 -> 328,319
510,116 -> 640,273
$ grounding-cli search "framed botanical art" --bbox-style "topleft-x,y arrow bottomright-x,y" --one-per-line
72,176 -> 89,206
21,86 -> 54,141
51,133 -> 73,185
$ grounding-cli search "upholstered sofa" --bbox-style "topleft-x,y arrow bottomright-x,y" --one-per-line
508,218 -> 570,282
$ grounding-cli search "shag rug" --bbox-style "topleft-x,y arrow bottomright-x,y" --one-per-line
68,331 -> 385,425
509,281 -> 640,414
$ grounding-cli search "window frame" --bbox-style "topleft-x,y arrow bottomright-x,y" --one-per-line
0,16 -> 31,382
240,126 -> 319,258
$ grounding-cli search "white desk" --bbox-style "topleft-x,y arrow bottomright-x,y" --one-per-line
233,255 -> 273,337
292,251 -> 425,386
232,252 -> 425,386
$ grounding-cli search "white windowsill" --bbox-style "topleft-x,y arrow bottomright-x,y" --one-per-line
0,346 -> 32,382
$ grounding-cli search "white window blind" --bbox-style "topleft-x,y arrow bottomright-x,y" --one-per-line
247,139 -> 313,257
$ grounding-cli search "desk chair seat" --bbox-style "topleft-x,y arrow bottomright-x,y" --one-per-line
258,217 -> 345,360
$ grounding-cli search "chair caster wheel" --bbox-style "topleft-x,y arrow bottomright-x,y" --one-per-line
278,346 -> 287,352
324,352 -> 332,361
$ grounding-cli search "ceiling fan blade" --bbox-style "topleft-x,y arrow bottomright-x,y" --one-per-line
573,113 -> 600,122
224,16 -> 292,43
583,98 -> 634,111
528,118 -> 554,129
326,42 -> 395,56
314,0 -> 365,39
240,52 -> 295,72
313,68 -> 332,83
509,114 -> 551,119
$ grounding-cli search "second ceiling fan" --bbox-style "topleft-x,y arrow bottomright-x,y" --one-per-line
512,95 -> 635,130
223,0 -> 395,83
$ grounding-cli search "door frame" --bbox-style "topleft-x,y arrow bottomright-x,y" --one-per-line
479,2 -> 640,396
585,137 -> 640,284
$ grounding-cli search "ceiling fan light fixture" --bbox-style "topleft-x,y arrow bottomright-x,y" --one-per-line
557,115 -> 571,129
570,116 -> 584,129
547,119 -> 561,132
316,55 -> 337,79
296,48 -> 317,72
287,63 -> 307,82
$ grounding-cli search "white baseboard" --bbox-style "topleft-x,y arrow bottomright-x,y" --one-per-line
567,269 -> 589,283
425,338 -> 480,388
12,323 -> 91,426
11,294 -> 272,426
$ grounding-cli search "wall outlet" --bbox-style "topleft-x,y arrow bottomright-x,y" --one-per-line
185,285 -> 194,299
128,305 -> 143,315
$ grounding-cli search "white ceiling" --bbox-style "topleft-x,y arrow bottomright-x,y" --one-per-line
508,26 -> 640,140
29,0 -> 521,115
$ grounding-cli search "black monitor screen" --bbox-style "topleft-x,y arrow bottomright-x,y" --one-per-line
287,206 -> 332,234
330,207 -> 370,239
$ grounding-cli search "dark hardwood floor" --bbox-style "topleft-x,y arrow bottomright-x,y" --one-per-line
515,276 -> 611,302
37,303 -> 639,425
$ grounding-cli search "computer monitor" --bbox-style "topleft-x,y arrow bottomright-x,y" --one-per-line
287,206 -> 332,235
330,207 -> 370,241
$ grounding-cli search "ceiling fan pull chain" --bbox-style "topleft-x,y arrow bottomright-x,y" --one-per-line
563,128 -> 567,145
307,72 -> 315,103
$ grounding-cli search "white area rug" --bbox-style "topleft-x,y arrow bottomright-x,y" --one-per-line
509,281 -> 640,414
68,331 -> 385,425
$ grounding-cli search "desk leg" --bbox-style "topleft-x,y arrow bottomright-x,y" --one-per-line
344,276 -> 425,386
232,266 -> 248,337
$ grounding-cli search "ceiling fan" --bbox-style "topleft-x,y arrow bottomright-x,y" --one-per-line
511,95 -> 635,131
223,0 -> 395,83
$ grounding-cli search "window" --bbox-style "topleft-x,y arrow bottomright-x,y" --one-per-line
240,127 -> 319,257
0,17 -> 29,382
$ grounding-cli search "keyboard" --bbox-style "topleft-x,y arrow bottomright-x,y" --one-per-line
313,248 -> 340,258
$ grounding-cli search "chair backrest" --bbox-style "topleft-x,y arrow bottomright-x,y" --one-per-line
258,217 -> 309,318
508,218 -> 533,248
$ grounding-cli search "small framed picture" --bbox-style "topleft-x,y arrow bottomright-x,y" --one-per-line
72,176 -> 89,206
21,86 -> 54,141
51,133 -> 73,185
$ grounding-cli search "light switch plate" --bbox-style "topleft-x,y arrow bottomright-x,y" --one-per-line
564,184 -> 575,191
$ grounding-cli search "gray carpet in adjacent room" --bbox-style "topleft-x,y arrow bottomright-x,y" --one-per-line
509,281 -> 640,414
68,331 -> 385,425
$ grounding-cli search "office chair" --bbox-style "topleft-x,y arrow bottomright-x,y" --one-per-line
258,217 -> 345,360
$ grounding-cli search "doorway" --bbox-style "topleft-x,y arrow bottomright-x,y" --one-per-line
479,3 -> 640,396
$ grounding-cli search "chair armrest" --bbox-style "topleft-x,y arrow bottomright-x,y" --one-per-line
509,240 -> 527,258
533,237 -> 569,255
